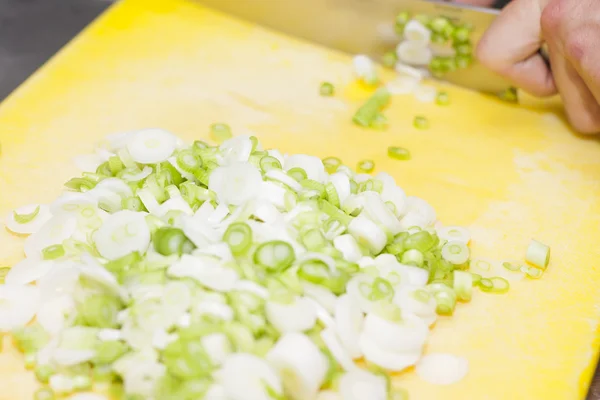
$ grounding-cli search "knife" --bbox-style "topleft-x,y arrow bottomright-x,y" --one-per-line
197,0 -> 513,95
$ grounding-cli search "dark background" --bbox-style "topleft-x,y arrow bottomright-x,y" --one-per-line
0,0 -> 111,100
0,0 -> 599,398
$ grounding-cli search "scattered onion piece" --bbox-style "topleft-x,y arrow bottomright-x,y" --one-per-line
416,353 -> 469,385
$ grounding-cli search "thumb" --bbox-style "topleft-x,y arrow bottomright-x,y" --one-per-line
476,0 -> 557,97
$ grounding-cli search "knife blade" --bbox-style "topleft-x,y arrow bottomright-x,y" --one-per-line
197,0 -> 513,95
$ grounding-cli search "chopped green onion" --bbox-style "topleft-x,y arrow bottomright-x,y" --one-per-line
456,55 -> 473,70
108,155 -> 124,175
176,150 -> 203,173
249,136 -> 260,152
453,270 -> 473,302
319,82 -> 335,96
193,140 -> 209,150
369,277 -> 394,301
431,32 -> 447,44
387,146 -> 411,160
72,375 -> 92,391
298,260 -> 330,285
13,206 -> 41,224
412,288 -> 431,303
357,179 -> 382,193
435,91 -> 450,106
479,277 -> 510,294
430,57 -> 444,76
395,11 -> 410,34
413,115 -> 430,130
3,129 -> 548,400
441,241 -> 469,265
210,123 -> 232,143
521,265 -> 544,279
319,199 -> 352,225
13,324 -> 50,354
41,244 -> 65,260
454,43 -> 473,56
287,167 -> 308,182
123,196 -> 145,212
430,17 -> 451,33
404,231 -> 435,253
224,222 -> 253,255
253,241 -> 295,272
322,157 -> 342,174
382,51 -> 398,68
34,365 -> 55,384
64,177 -> 97,192
428,283 -> 457,315
525,239 -> 550,270
79,294 -> 121,328
502,261 -> 521,272
442,24 -> 455,40
259,156 -> 282,172
96,161 -> 111,177
325,183 -> 340,208
24,352 -> 36,369
353,88 -> 391,128
477,278 -> 493,291
300,229 -> 327,251
117,148 -> 136,168
301,179 -> 326,196
34,388 -> 55,400
94,340 -> 129,364
357,160 -> 375,173
153,227 -> 196,256
453,27 -> 471,43
401,249 -> 424,267
162,337 -> 214,379
370,113 -> 389,130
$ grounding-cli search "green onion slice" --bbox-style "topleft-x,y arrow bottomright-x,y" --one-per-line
253,241 -> 295,272
353,88 -> 391,128
525,239 -> 550,270
287,167 -> 308,182
259,156 -> 282,172
319,82 -> 335,96
387,146 -> 411,160
42,244 -> 65,260
435,91 -> 450,106
210,123 -> 233,143
176,150 -> 203,174
413,115 -> 430,130
322,157 -> 342,174
453,270 -> 473,302
224,222 -> 253,255
357,160 -> 375,173
153,227 -> 196,256
13,206 -> 41,224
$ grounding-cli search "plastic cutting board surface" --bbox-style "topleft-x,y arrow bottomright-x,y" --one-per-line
0,0 -> 600,398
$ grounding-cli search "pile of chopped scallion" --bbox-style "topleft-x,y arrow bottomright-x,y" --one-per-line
2,129 -> 549,400
340,12 -> 477,131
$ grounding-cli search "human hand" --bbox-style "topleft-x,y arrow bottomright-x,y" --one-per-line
476,0 -> 600,134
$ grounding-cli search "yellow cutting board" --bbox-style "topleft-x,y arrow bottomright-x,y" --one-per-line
1,0 -> 600,399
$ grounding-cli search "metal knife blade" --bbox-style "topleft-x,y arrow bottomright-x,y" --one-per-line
197,0 -> 512,95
